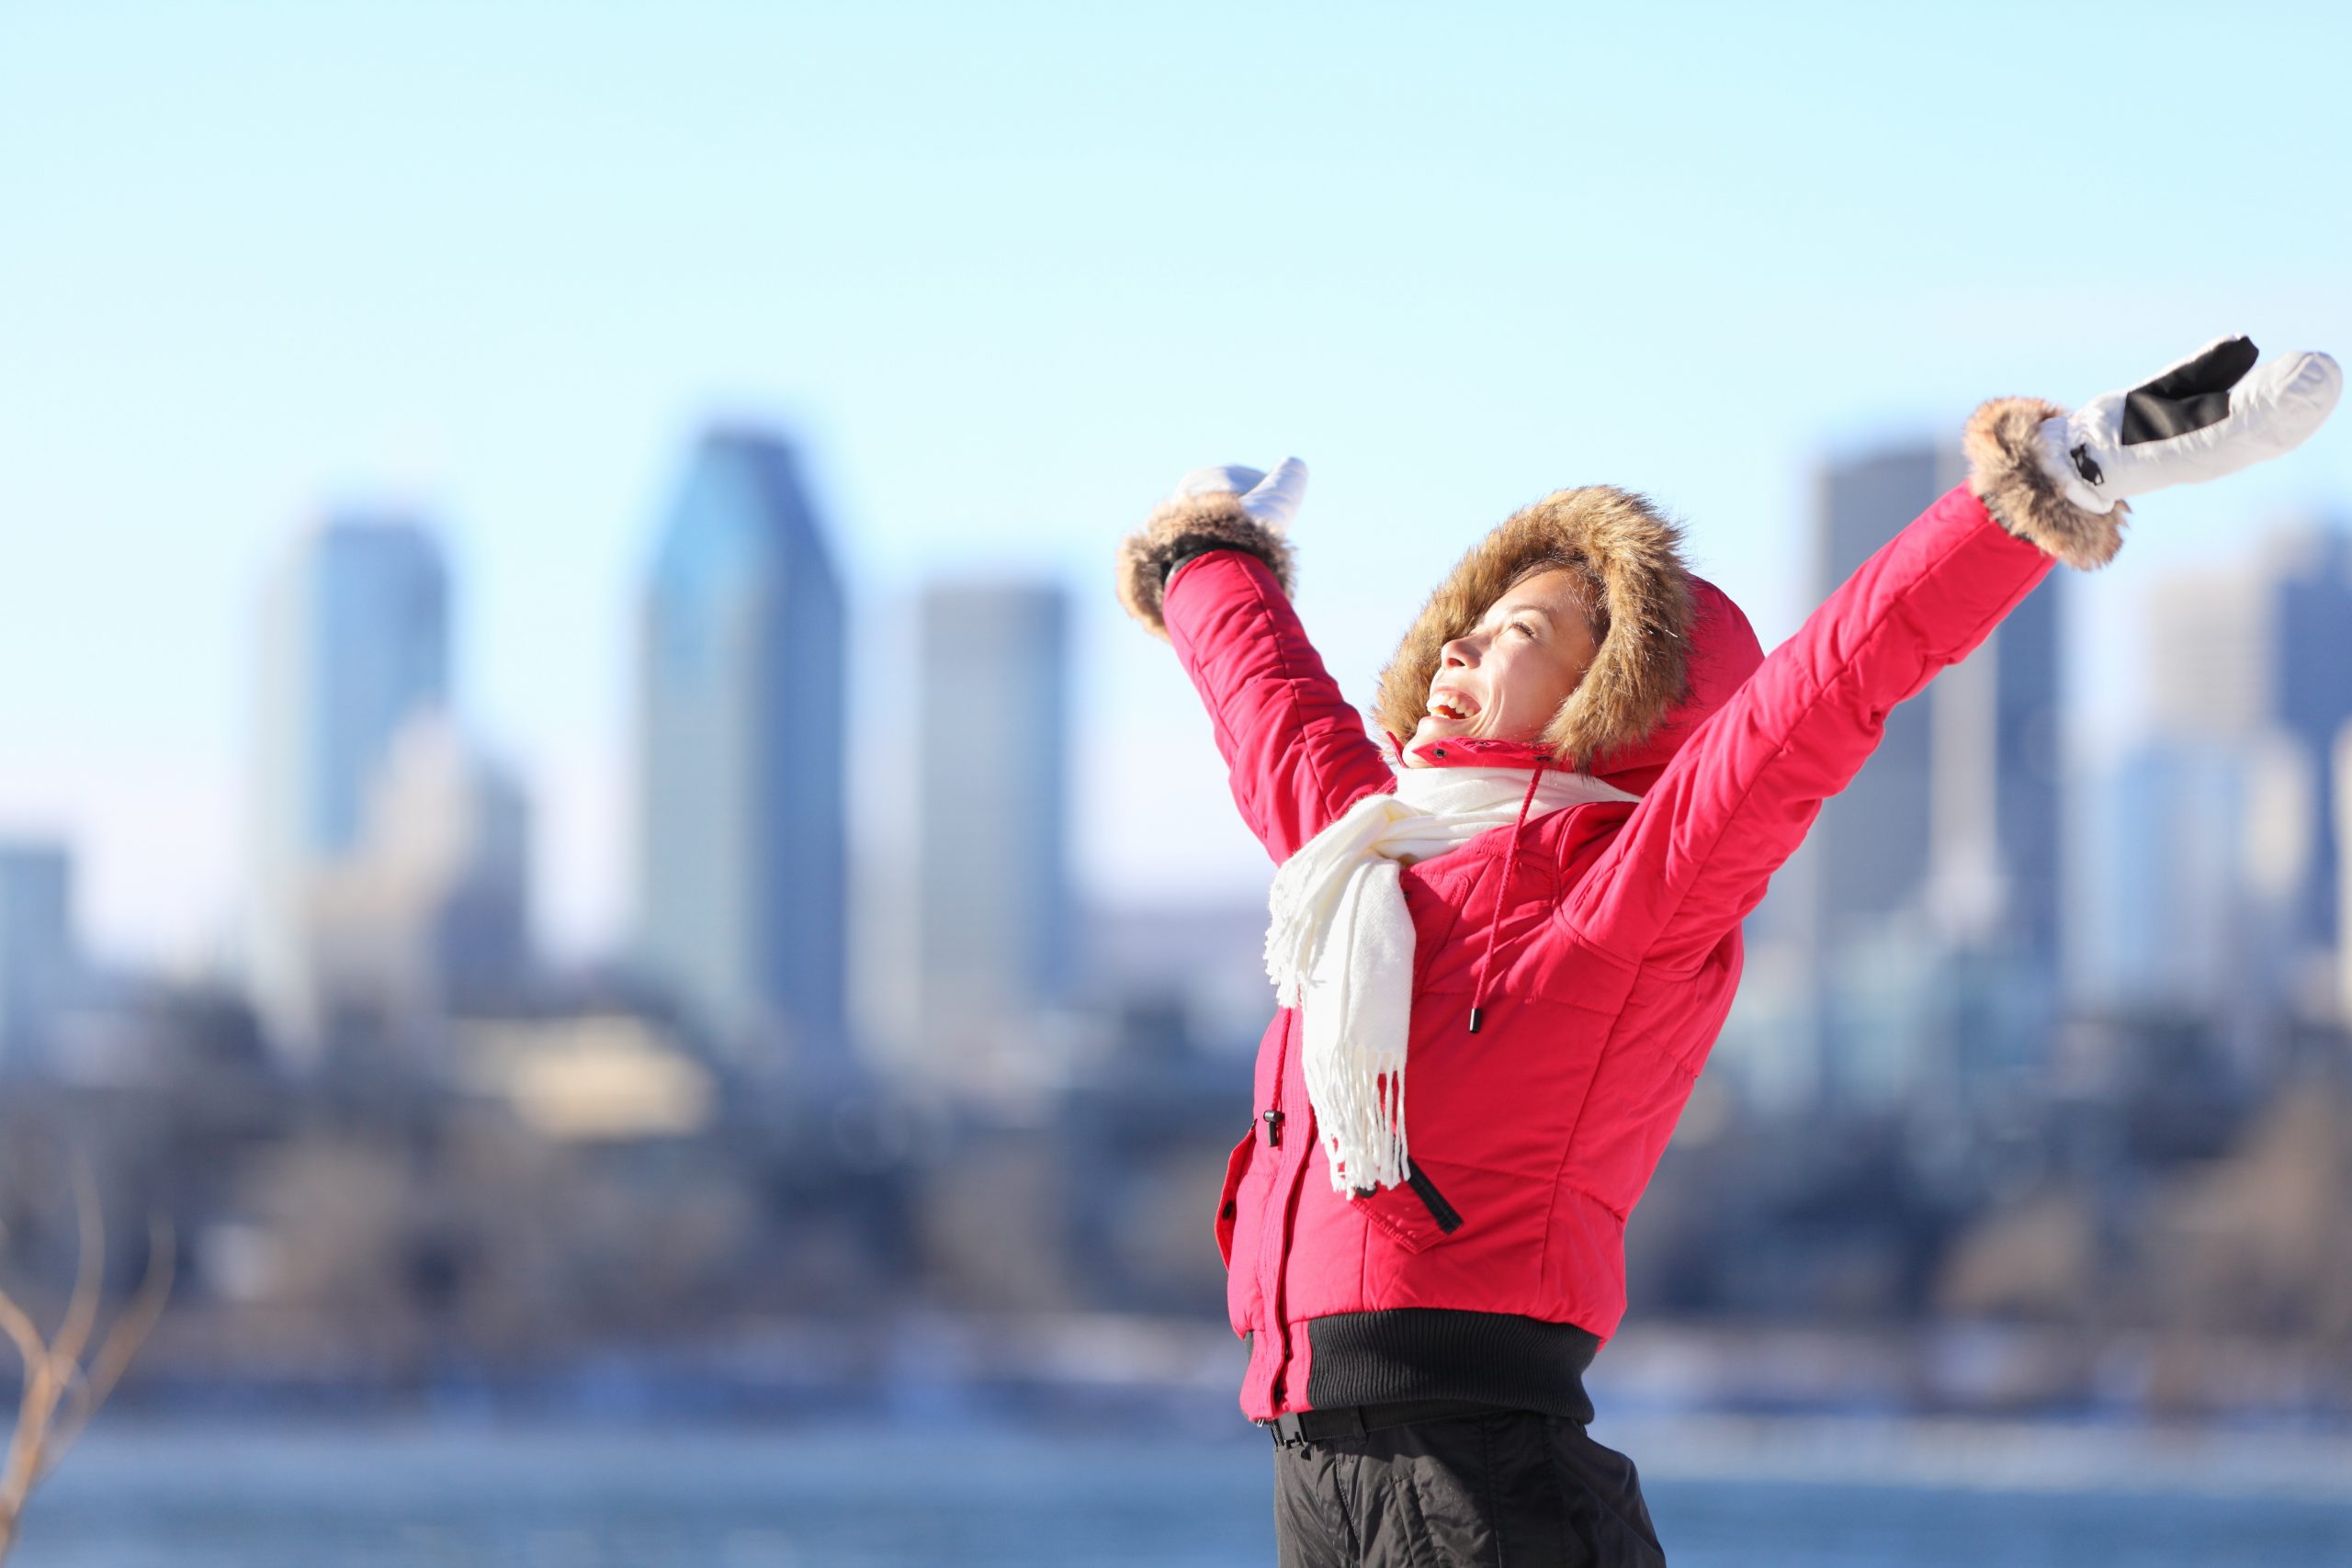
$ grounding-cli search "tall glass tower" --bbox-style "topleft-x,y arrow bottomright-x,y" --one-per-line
915,581 -> 1072,1086
0,841 -> 74,1074
250,514 -> 450,1060
636,427 -> 847,1077
2129,521 -> 2352,1030
1757,446 -> 2063,1109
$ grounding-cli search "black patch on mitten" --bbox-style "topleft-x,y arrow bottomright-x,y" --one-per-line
2123,335 -> 2258,445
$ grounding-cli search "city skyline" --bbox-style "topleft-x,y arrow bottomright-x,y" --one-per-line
5,6 -> 2346,968
18,431 -> 2346,982
16,411 -> 2351,1099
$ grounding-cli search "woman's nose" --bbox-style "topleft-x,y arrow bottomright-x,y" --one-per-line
1442,635 -> 1478,667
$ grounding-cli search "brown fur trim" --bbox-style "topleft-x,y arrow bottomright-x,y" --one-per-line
1115,491 -> 1296,639
1373,486 -> 1698,772
1962,396 -> 2130,570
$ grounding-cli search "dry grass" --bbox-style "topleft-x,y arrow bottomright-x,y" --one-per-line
0,1157 -> 175,1563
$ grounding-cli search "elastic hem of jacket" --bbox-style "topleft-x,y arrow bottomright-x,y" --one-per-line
1159,543 -> 1223,595
1301,1307 -> 1600,1424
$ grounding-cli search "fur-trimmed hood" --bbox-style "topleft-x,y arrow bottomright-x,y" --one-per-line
1372,486 -> 1765,798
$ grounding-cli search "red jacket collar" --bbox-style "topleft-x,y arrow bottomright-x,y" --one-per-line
1385,733 -> 1574,773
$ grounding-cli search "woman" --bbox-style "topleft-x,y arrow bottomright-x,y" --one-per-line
1114,337 -> 2339,1566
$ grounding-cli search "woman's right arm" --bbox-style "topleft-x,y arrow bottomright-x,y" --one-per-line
1568,337 -> 2340,976
1563,466 -> 2060,975
1118,469 -> 1396,864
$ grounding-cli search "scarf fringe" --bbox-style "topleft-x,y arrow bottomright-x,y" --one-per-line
1263,765 -> 1641,1198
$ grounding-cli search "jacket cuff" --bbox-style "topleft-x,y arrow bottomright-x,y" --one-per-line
1115,491 -> 1296,639
1962,395 -> 2130,570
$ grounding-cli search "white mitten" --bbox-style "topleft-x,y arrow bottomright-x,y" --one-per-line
2036,336 -> 2340,514
1116,457 -> 1308,639
1170,457 -> 1310,531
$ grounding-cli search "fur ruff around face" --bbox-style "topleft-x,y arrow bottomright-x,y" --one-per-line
1962,395 -> 2129,570
1374,486 -> 1699,773
1116,491 -> 1298,639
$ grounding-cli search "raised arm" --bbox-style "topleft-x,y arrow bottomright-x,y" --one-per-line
1566,467 -> 2052,971
1116,460 -> 1396,863
1568,337 -> 2343,973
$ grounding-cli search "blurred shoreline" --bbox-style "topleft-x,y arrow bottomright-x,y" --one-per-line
51,1403 -> 2352,1506
111,1308 -> 2352,1438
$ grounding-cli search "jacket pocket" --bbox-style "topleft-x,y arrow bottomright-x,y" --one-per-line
1214,1127 -> 1255,1268
1352,1156 -> 1469,1255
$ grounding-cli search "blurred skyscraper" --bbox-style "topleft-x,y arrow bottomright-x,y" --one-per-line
1790,451 -> 1946,952
911,581 -> 1072,1093
1752,446 -> 2063,1111
2086,519 -> 2352,1036
0,840 -> 76,1074
249,513 -> 450,1063
302,713 -> 535,1059
2077,737 -> 2259,1017
636,426 -> 848,1080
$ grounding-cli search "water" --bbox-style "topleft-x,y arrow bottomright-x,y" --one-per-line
12,1416 -> 2352,1566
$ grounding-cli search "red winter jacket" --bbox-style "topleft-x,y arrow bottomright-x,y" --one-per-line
1146,459 -> 2075,1423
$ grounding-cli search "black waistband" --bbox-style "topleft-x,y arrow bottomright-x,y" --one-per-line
1302,1307 -> 1600,1424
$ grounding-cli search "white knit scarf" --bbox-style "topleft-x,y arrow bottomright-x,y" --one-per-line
1263,764 -> 1644,1197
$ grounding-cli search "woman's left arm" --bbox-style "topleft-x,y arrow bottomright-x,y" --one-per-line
1568,337 -> 2340,974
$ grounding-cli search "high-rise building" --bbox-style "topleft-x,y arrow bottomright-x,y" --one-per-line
249,513 -> 450,1061
1790,450 -> 1949,953
301,713 -> 535,1058
0,840 -> 75,1073
2076,735 -> 2263,1020
636,426 -> 847,1078
912,581 -> 1072,1090
2127,520 -> 2352,1026
1756,445 -> 2064,1109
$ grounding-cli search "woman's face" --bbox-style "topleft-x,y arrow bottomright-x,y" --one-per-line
1404,567 -> 1599,763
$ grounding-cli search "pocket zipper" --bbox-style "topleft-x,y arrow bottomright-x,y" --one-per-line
1405,1160 -> 1464,1234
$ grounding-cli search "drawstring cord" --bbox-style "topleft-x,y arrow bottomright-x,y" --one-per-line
1467,762 -> 1545,1033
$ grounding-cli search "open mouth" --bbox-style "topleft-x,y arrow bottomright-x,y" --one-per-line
1427,688 -> 1481,722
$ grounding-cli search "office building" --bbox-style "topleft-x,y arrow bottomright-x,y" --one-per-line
636,426 -> 848,1077
249,513 -> 449,1060
0,840 -> 75,1072
913,581 -> 1072,1090
1759,445 -> 2064,1108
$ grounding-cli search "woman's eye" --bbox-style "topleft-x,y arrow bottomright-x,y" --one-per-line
1511,622 -> 1536,637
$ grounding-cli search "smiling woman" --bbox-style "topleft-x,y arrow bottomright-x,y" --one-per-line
1112,337 -> 2339,1567
1412,561 -> 1605,758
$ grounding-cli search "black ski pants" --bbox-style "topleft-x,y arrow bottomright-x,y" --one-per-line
1271,1405 -> 1666,1566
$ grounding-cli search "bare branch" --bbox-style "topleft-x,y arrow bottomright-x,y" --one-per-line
49,1158 -> 105,1378
0,1280 -> 60,1556
41,1214 -> 175,1480
0,1164 -> 176,1565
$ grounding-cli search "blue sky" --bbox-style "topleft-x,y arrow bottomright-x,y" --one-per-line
4,2 -> 2347,967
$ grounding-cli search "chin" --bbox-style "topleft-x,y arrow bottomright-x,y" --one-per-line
1402,723 -> 1465,761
